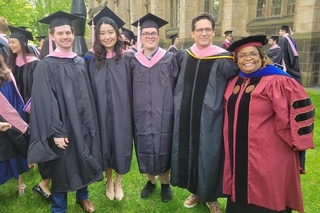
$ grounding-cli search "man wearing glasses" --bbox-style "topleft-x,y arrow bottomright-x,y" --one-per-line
170,13 -> 239,213
220,30 -> 233,49
131,13 -> 179,203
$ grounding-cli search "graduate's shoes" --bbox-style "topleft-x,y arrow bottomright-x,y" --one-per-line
206,201 -> 222,213
17,184 -> 26,196
76,199 -> 95,213
184,194 -> 200,208
105,182 -> 114,200
161,184 -> 172,203
33,184 -> 52,201
114,182 -> 124,201
140,181 -> 156,198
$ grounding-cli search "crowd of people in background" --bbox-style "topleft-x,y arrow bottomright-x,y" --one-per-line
0,7 -> 315,213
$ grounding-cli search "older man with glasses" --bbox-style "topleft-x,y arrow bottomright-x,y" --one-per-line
170,12 -> 239,213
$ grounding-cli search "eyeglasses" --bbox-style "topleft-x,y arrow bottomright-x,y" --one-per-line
238,52 -> 259,60
193,28 -> 214,35
141,32 -> 158,38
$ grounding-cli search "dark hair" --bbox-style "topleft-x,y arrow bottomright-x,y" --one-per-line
191,12 -> 215,31
93,17 -> 124,68
39,38 -> 56,59
0,55 -> 11,85
234,46 -> 273,67
171,36 -> 177,45
7,38 -> 32,69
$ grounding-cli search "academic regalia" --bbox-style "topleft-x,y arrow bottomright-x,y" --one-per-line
84,48 -> 94,62
278,35 -> 301,84
87,52 -> 133,174
0,74 -> 29,185
170,44 -> 239,202
223,65 -> 314,213
267,45 -> 282,65
220,30 -> 233,49
167,45 -> 178,53
28,51 -> 103,192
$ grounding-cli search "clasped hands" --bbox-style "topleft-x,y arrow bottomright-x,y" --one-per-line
54,137 -> 69,149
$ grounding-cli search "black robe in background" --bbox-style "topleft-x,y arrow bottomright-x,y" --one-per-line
12,60 -> 39,103
267,46 -> 283,65
131,51 -> 179,175
28,55 -> 103,192
278,36 -> 301,84
87,53 -> 133,174
171,49 -> 239,202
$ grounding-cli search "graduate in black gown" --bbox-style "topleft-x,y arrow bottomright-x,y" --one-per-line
131,13 -> 179,203
28,11 -> 103,213
86,7 -> 133,202
167,33 -> 179,53
0,17 -> 9,64
267,35 -> 283,66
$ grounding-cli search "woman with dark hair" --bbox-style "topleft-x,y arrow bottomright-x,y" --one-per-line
223,35 -> 314,213
7,26 -> 39,104
0,55 -> 29,196
87,16 -> 133,202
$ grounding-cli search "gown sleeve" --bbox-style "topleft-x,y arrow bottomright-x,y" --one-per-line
266,77 -> 315,151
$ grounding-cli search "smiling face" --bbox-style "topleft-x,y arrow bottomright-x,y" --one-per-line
99,23 -> 117,52
8,38 -> 23,55
141,27 -> 159,51
50,25 -> 74,52
191,19 -> 215,49
236,46 -> 262,74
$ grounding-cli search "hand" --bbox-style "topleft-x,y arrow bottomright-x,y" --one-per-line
0,122 -> 12,132
54,137 -> 69,149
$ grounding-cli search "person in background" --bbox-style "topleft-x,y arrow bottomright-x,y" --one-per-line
131,13 -> 179,203
0,55 -> 29,196
267,35 -> 283,67
220,30 -> 233,49
167,33 -> 179,53
278,25 -> 301,84
28,11 -> 103,213
36,35 -> 46,52
224,35 -> 314,213
170,12 -> 238,213
0,17 -> 9,64
121,27 -> 135,52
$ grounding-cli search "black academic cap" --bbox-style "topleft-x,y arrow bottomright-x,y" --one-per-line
270,35 -> 279,41
36,35 -> 46,41
38,11 -> 80,29
132,13 -> 168,30
8,25 -> 34,42
224,30 -> 233,35
121,27 -> 135,40
227,35 -> 267,52
169,33 -> 178,39
280,25 -> 290,32
88,7 -> 125,29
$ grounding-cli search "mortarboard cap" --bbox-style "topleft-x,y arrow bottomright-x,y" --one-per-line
8,25 -> 34,42
224,30 -> 233,35
17,26 -> 28,30
132,13 -> 168,30
121,27 -> 135,40
88,7 -> 125,29
169,33 -> 178,39
38,11 -> 80,29
270,35 -> 279,41
227,35 -> 267,52
36,36 -> 46,41
280,25 -> 290,32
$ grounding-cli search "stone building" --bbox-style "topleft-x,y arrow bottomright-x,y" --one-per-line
88,0 -> 320,86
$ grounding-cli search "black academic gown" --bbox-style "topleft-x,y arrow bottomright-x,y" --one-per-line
267,46 -> 283,65
12,60 -> 39,103
278,36 -> 301,84
131,50 -> 179,175
28,55 -> 103,192
171,49 -> 239,202
87,53 -> 133,174
167,46 -> 178,54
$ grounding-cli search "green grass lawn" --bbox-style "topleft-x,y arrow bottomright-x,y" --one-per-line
0,90 -> 319,213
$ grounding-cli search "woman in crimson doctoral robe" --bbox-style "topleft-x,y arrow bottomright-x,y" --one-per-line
223,35 -> 314,213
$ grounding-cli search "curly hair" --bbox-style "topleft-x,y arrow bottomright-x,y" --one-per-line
234,46 -> 273,68
0,55 -> 11,86
191,12 -> 215,31
93,17 -> 125,69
